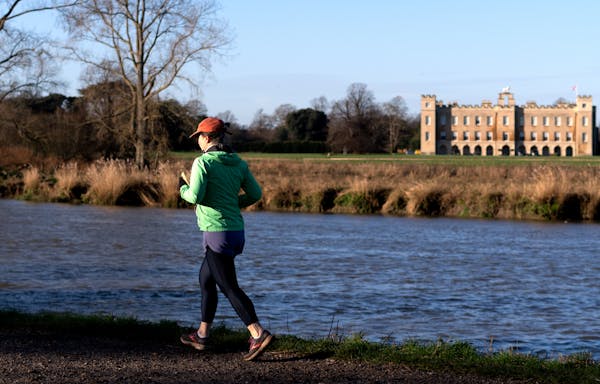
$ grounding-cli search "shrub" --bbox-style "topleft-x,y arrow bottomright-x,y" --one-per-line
0,146 -> 36,167
333,188 -> 390,214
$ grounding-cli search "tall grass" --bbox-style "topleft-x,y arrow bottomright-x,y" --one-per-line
84,159 -> 132,205
83,159 -> 158,206
4,156 -> 600,221
51,161 -> 81,201
22,166 -> 41,193
156,161 -> 184,208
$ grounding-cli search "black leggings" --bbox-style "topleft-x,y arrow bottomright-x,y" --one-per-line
199,246 -> 258,326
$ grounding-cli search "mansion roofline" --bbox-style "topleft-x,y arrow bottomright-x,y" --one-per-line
420,94 -> 592,110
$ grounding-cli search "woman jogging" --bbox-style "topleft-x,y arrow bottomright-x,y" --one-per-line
179,117 -> 272,361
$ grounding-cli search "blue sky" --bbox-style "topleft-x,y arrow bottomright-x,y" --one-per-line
15,0 -> 600,125
197,0 -> 599,124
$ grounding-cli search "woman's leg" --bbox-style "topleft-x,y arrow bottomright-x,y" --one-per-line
198,256 -> 218,336
204,246 -> 259,327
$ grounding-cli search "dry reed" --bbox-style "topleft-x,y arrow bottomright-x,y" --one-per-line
52,162 -> 81,200
157,161 -> 184,208
248,159 -> 600,221
5,157 -> 600,222
22,167 -> 41,193
84,160 -> 148,205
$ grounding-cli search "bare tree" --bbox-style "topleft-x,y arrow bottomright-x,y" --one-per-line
62,0 -> 231,167
328,83 -> 382,153
0,0 -> 76,101
79,75 -> 134,157
310,96 -> 329,113
382,96 -> 408,153
272,103 -> 296,129
184,99 -> 208,119
214,110 -> 233,121
248,108 -> 277,142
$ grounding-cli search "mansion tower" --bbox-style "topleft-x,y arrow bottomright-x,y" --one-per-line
420,92 -> 597,156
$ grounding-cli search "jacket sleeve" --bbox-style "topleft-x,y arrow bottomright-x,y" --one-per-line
238,166 -> 262,208
180,157 -> 208,205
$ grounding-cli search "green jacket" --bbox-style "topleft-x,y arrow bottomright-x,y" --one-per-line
180,151 -> 262,232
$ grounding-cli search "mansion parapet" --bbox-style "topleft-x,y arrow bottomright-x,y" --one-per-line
420,92 -> 597,156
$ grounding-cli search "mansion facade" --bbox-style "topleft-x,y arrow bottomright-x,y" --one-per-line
420,92 -> 597,156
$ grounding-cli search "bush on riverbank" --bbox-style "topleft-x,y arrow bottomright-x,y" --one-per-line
2,157 -> 600,222
1,310 -> 598,383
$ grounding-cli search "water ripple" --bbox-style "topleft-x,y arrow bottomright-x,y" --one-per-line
1,200 -> 600,358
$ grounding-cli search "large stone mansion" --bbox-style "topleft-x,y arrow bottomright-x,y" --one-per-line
420,91 -> 597,156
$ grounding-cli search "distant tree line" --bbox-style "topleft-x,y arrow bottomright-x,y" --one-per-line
0,1 -> 420,167
1,81 -> 420,163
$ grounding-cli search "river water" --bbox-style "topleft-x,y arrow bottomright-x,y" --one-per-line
1,199 -> 600,358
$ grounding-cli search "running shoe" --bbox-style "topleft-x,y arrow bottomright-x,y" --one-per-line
180,331 -> 209,351
243,330 -> 273,361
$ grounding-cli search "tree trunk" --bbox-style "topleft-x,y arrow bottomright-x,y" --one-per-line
134,10 -> 145,169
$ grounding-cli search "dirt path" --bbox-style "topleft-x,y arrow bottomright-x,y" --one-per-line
0,330 -> 529,384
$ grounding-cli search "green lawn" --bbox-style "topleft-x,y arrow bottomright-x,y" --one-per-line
169,151 -> 600,167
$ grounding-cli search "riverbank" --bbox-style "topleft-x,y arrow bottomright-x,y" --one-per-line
1,310 -> 596,384
2,156 -> 600,221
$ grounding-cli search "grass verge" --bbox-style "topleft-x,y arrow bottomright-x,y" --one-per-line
1,310 -> 598,383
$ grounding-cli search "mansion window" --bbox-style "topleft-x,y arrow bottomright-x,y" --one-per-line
440,131 -> 447,140
487,116 -> 493,126
452,131 -> 457,140
543,116 -> 549,126
475,116 -> 481,126
463,131 -> 469,140
543,132 -> 549,141
463,116 -> 470,125
583,132 -> 588,142
531,132 -> 537,140
567,117 -> 573,126
452,116 -> 458,126
475,131 -> 481,140
554,132 -> 560,141
502,132 -> 509,140
583,116 -> 589,126
425,131 -> 430,141
425,116 -> 431,125
531,116 -> 537,126
440,115 -> 447,126
555,117 -> 561,126
502,116 -> 509,126
567,132 -> 573,141
486,132 -> 493,140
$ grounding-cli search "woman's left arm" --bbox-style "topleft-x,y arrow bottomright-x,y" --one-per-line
239,167 -> 262,208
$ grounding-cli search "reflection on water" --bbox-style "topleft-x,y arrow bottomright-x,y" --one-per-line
1,199 -> 600,358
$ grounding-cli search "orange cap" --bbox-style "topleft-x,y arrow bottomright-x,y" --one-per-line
189,117 -> 226,138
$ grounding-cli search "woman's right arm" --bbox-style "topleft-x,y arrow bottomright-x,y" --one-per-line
180,157 -> 208,205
